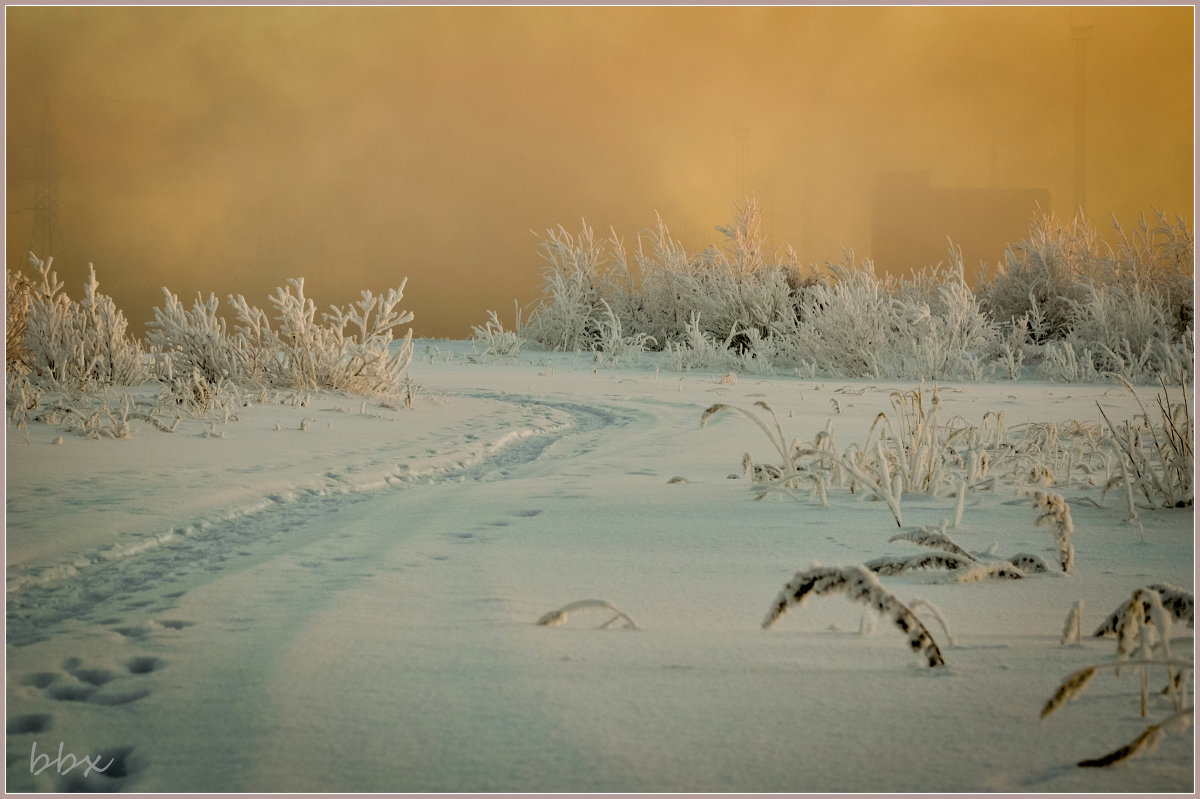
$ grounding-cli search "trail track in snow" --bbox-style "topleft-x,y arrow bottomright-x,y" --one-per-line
6,360 -> 1191,793
5,390 -> 635,648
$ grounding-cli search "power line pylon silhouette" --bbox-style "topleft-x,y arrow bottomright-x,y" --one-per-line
29,98 -> 60,260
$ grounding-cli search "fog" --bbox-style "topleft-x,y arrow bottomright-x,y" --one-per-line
6,6 -> 1193,338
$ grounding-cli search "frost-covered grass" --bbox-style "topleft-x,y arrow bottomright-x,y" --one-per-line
4,340 -> 1193,792
516,203 -> 1193,385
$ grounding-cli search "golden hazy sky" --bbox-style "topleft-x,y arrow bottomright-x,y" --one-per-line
5,6 -> 1194,337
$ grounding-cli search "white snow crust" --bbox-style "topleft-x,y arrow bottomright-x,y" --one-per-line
5,340 -> 1194,792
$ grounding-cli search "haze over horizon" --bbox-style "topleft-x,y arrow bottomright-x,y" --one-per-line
6,6 -> 1193,339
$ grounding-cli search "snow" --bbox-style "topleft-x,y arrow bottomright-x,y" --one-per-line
5,339 -> 1194,792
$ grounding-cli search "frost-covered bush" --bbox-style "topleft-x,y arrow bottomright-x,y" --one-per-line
640,202 -> 800,348
523,202 -> 805,360
229,278 -> 414,396
1061,282 -> 1191,383
1105,209 -> 1194,334
590,300 -> 657,367
978,212 -> 1100,343
470,308 -> 523,358
788,256 -> 899,378
785,252 -> 993,381
517,203 -> 1191,384
981,210 -> 1193,384
150,278 -> 416,398
147,290 -> 249,385
522,223 -> 628,352
20,255 -> 148,390
6,267 -> 34,372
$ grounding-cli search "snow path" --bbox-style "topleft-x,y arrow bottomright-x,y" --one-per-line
5,346 -> 1194,792
5,390 -> 626,644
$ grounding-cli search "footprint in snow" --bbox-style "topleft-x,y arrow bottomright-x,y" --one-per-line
125,656 -> 166,675
24,651 -> 169,713
6,713 -> 52,735
54,745 -> 139,792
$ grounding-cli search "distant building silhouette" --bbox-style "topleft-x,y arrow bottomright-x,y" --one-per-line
870,171 -> 1050,283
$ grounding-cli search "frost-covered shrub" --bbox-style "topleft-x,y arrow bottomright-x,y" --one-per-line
6,267 -> 34,372
590,300 -> 656,367
231,278 -> 414,396
522,223 -> 628,352
470,308 -> 523,358
151,278 -> 416,398
524,202 -> 805,362
892,249 -> 996,380
980,210 -> 1193,384
147,290 -> 248,385
1062,281 -> 1192,383
782,250 -> 993,381
20,255 -> 147,390
152,368 -> 240,421
978,212 -> 1100,343
522,204 -> 1190,384
1035,341 -> 1101,383
790,257 -> 901,378
1105,209 -> 1194,334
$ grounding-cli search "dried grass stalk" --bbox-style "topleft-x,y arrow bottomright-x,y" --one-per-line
1008,553 -> 1052,574
1077,723 -> 1166,768
1042,658 -> 1193,768
537,599 -> 640,630
1060,599 -> 1084,645
1093,583 -> 1194,636
1033,491 -> 1075,573
956,562 -> 1026,582
888,526 -> 977,561
908,598 -> 956,647
1041,665 -> 1097,719
762,564 -> 946,667
864,552 -> 973,576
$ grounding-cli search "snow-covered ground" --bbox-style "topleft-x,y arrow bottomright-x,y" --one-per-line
5,340 -> 1194,793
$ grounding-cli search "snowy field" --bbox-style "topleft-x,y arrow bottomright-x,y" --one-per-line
4,339 -> 1194,793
